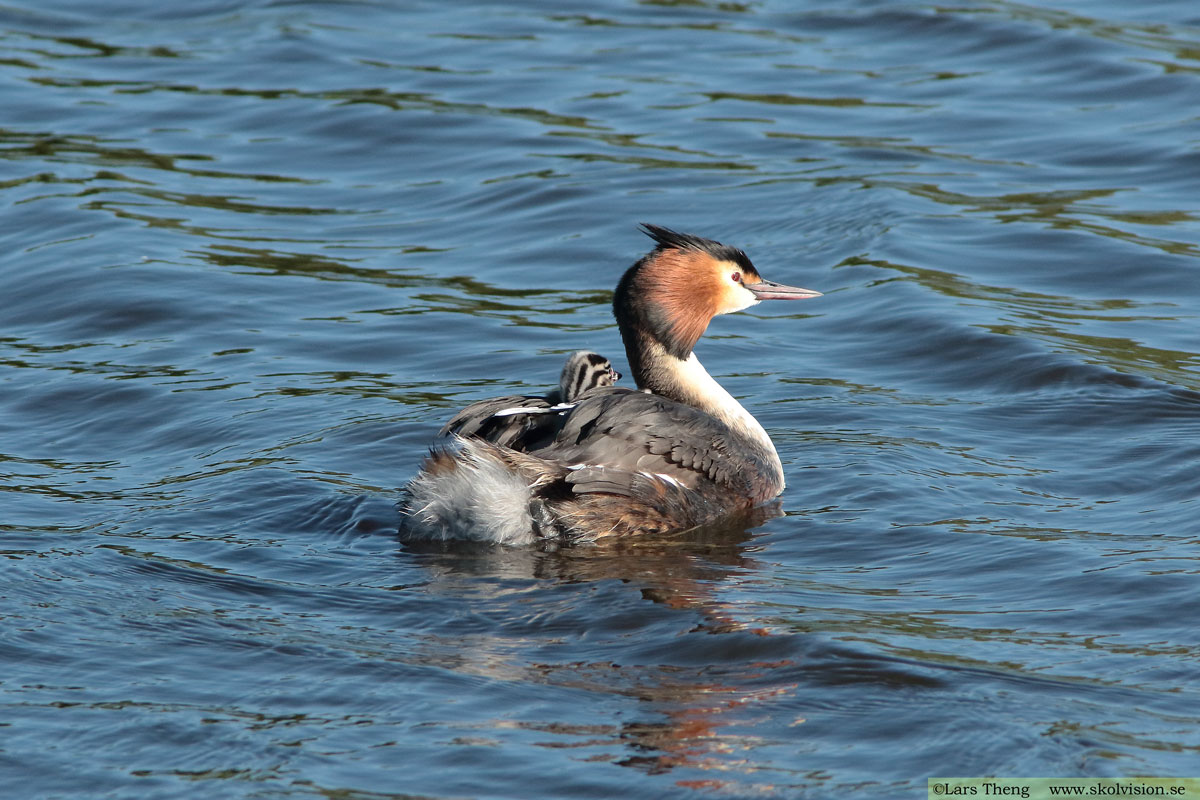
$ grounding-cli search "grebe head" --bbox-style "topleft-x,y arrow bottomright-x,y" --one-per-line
614,224 -> 822,361
559,350 -> 620,401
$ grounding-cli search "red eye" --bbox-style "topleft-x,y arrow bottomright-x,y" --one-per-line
731,272 -> 741,283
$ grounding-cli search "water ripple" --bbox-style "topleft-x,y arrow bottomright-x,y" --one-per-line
4,0 -> 1200,797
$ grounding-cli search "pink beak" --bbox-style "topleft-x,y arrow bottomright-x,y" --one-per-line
745,280 -> 822,300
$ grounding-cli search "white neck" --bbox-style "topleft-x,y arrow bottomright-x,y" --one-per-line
644,347 -> 784,485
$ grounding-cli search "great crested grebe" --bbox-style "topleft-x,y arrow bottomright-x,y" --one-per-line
401,224 -> 821,545
438,350 -> 620,450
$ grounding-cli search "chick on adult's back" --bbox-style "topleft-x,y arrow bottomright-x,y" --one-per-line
401,224 -> 820,545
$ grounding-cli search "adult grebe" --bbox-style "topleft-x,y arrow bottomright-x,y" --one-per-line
401,224 -> 821,545
438,350 -> 620,450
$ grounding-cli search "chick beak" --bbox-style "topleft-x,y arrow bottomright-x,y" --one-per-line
745,280 -> 822,300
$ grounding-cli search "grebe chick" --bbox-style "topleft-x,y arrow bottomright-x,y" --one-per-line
555,350 -> 622,405
438,351 -> 620,450
401,224 -> 821,545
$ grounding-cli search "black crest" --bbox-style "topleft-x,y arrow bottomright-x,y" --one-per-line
639,223 -> 754,271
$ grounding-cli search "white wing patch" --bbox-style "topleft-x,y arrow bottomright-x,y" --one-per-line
639,470 -> 682,488
492,402 -> 577,419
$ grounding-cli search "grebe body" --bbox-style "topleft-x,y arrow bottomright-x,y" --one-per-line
401,225 -> 820,544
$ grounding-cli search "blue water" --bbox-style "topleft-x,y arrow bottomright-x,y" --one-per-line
3,1 -> 1199,797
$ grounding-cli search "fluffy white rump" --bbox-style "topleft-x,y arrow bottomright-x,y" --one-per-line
402,437 -> 537,546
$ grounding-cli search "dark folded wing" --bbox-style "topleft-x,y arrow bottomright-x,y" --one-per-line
438,395 -> 568,451
542,387 -> 777,502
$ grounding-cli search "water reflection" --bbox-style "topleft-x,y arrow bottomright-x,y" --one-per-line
403,507 -> 804,779
406,504 -> 777,591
